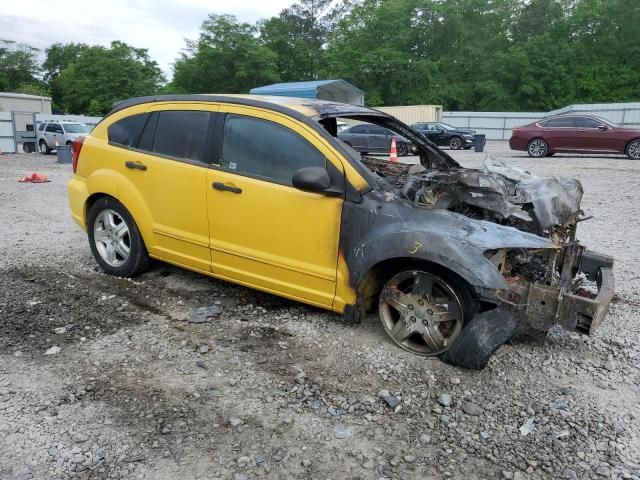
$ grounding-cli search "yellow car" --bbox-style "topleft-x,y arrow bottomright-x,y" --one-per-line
68,95 -> 614,369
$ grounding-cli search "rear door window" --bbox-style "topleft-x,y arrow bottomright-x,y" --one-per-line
369,126 -> 389,136
220,114 -> 326,185
108,114 -> 148,147
152,111 -> 209,163
575,117 -> 602,128
542,117 -> 576,128
349,125 -> 368,134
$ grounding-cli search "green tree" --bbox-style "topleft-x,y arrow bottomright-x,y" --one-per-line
261,0 -> 347,81
0,39 -> 40,92
56,41 -> 164,114
43,42 -> 89,109
170,14 -> 279,94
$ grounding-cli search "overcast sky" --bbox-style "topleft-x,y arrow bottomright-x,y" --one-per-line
1,0 -> 294,78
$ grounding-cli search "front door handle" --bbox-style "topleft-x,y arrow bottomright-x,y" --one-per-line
125,161 -> 147,171
213,182 -> 242,194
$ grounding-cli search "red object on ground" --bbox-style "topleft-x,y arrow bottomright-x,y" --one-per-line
389,137 -> 398,162
18,173 -> 50,183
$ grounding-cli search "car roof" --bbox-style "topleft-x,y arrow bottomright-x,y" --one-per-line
108,94 -> 384,121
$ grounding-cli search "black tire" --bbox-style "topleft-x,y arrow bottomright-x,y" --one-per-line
66,140 -> 73,146
440,307 -> 519,370
39,140 -> 51,155
87,197 -> 150,277
545,152 -> 555,157
463,146 -> 472,150
626,139 -> 640,160
527,138 -> 548,158
396,142 -> 409,157
449,136 -> 463,150
22,143 -> 33,153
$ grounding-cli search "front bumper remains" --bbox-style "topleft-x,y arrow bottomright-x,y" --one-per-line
492,247 -> 615,335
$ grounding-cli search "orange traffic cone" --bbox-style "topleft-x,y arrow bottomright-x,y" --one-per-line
389,137 -> 398,162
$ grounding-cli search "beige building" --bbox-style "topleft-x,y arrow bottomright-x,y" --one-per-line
0,92 -> 52,115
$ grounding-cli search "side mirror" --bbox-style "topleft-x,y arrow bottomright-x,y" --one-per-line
598,125 -> 608,131
292,166 -> 331,193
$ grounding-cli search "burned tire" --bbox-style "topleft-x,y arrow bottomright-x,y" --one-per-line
87,197 -> 150,277
378,268 -> 475,356
440,307 -> 519,370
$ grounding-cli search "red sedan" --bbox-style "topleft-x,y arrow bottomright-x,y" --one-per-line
509,114 -> 640,159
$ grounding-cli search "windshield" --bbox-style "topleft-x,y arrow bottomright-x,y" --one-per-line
63,123 -> 89,133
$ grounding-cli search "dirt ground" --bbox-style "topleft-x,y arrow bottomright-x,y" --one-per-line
1,143 -> 639,480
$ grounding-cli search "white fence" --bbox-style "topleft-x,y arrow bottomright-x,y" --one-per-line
0,113 -> 102,154
443,103 -> 640,140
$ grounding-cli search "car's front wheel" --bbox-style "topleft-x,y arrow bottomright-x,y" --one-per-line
626,139 -> 640,159
87,197 -> 150,277
527,138 -> 548,158
39,140 -> 51,155
378,269 -> 466,356
449,136 -> 463,150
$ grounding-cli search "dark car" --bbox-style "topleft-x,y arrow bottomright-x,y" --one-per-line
509,114 -> 640,159
338,123 -> 414,156
412,122 -> 475,150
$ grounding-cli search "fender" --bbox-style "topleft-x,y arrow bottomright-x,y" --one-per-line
339,191 -> 558,296
84,169 -> 156,251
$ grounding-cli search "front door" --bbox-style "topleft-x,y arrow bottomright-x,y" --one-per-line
207,107 -> 344,307
114,105 -> 217,272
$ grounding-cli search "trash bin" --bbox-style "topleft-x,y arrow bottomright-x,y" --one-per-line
474,134 -> 486,153
56,145 -> 72,164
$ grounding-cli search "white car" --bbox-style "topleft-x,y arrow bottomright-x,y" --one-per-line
36,121 -> 91,154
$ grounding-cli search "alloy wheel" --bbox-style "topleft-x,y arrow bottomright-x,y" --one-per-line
528,139 -> 547,157
628,140 -> 640,159
449,137 -> 462,150
93,209 -> 131,267
379,270 -> 464,356
39,141 -> 48,154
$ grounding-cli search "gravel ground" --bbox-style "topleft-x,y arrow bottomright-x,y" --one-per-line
1,142 -> 639,480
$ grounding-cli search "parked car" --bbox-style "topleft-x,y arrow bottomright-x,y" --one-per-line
37,121 -> 91,154
338,123 -> 415,156
412,122 -> 475,150
67,95 -> 614,369
509,114 -> 640,159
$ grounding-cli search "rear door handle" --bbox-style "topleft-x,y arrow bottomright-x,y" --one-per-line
213,182 -> 242,194
125,161 -> 147,171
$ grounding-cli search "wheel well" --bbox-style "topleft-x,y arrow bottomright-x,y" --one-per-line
527,137 -> 547,146
355,257 -> 476,315
85,193 -> 114,222
625,138 -> 640,152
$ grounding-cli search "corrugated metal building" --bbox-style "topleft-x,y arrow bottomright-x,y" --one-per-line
0,92 -> 52,115
376,105 -> 443,124
250,80 -> 365,106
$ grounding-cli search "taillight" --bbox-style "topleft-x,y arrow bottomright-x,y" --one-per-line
72,136 -> 84,173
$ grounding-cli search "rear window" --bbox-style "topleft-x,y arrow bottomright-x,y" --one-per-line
108,114 -> 148,147
152,111 -> 210,162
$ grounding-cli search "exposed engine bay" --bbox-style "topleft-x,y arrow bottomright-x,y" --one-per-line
360,154 -> 614,337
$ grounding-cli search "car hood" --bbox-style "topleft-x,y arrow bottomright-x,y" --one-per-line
361,156 -> 584,240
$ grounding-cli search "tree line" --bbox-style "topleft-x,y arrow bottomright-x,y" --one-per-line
1,0 -> 637,115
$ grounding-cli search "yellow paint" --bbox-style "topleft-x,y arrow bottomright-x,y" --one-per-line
409,241 -> 423,254
67,97 -> 364,313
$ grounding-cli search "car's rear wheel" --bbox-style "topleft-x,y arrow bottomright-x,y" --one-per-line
397,142 -> 409,157
449,136 -> 463,150
626,139 -> 640,159
527,138 -> 548,158
66,140 -> 73,146
378,270 -> 465,356
39,140 -> 51,155
87,197 -> 150,277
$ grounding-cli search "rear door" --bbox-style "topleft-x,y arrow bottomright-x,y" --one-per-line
368,125 -> 391,151
45,123 -> 63,148
343,124 -> 369,150
113,104 -> 217,272
573,116 -> 618,152
539,117 -> 576,150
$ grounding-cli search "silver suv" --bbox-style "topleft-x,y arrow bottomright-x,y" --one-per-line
36,121 -> 91,154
